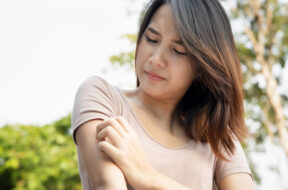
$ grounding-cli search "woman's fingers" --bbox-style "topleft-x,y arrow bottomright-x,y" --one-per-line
110,118 -> 128,134
116,116 -> 133,133
96,116 -> 136,150
97,125 -> 122,146
98,140 -> 120,160
97,118 -> 127,137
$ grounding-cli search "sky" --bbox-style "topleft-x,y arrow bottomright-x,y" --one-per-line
0,0 -> 145,126
0,0 -> 287,189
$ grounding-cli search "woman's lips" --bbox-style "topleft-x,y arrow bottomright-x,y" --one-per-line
145,71 -> 166,81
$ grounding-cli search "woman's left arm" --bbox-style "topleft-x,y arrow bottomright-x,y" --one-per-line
96,116 -> 194,190
219,173 -> 256,190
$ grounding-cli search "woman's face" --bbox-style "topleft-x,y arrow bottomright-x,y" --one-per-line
136,3 -> 197,100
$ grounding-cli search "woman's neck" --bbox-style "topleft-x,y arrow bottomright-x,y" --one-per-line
133,87 -> 180,123
122,86 -> 186,136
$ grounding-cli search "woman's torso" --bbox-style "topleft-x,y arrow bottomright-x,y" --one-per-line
120,88 -> 192,149
72,76 -> 252,190
114,86 -> 216,189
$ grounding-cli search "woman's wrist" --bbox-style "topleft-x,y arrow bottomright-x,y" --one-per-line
142,169 -> 165,190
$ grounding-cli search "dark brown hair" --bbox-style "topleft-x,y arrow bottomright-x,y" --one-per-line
135,0 -> 248,160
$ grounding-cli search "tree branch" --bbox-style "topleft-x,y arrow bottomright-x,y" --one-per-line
265,2 -> 273,36
245,27 -> 258,53
262,104 -> 274,142
242,57 -> 261,74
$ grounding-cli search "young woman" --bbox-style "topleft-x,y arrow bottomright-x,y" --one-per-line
71,0 -> 256,189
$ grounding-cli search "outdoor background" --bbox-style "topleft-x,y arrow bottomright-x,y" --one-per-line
0,0 -> 287,189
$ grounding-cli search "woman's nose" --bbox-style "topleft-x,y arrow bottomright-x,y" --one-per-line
148,46 -> 166,68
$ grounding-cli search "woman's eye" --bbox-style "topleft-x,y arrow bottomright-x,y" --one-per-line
145,35 -> 157,43
174,49 -> 187,56
144,34 -> 187,56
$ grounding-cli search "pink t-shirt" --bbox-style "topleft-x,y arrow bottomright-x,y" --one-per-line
71,76 -> 253,190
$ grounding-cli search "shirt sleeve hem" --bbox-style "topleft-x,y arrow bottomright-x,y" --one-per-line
72,115 -> 109,145
215,167 -> 254,187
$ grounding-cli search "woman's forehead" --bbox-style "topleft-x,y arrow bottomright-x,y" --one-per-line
148,4 -> 179,37
150,4 -> 174,26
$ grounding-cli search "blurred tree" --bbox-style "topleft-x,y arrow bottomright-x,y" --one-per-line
225,0 -> 288,156
110,33 -> 137,67
0,114 -> 81,190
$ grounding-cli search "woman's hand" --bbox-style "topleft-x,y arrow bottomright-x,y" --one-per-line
96,116 -> 156,190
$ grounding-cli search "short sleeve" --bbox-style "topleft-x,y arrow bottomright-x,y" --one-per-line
71,76 -> 118,144
214,140 -> 253,187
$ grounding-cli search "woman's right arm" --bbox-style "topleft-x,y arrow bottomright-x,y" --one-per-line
75,119 -> 128,190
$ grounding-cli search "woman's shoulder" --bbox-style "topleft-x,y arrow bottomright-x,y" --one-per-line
77,75 -> 139,105
71,76 -> 121,143
80,75 -> 111,88
76,75 -> 119,95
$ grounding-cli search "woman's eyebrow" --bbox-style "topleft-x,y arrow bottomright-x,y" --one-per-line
147,27 -> 160,35
147,27 -> 184,45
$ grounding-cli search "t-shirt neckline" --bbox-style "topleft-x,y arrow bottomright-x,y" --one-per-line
114,86 -> 193,150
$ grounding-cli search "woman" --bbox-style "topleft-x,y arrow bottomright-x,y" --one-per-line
71,0 -> 256,189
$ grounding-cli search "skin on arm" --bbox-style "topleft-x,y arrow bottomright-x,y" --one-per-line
219,173 -> 256,190
75,119 -> 128,190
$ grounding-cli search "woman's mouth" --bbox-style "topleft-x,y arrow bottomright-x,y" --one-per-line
144,71 -> 166,81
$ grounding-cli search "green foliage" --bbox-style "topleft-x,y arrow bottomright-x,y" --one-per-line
109,33 -> 137,68
54,114 -> 72,135
110,51 -> 135,67
0,114 -> 81,190
121,33 -> 137,44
